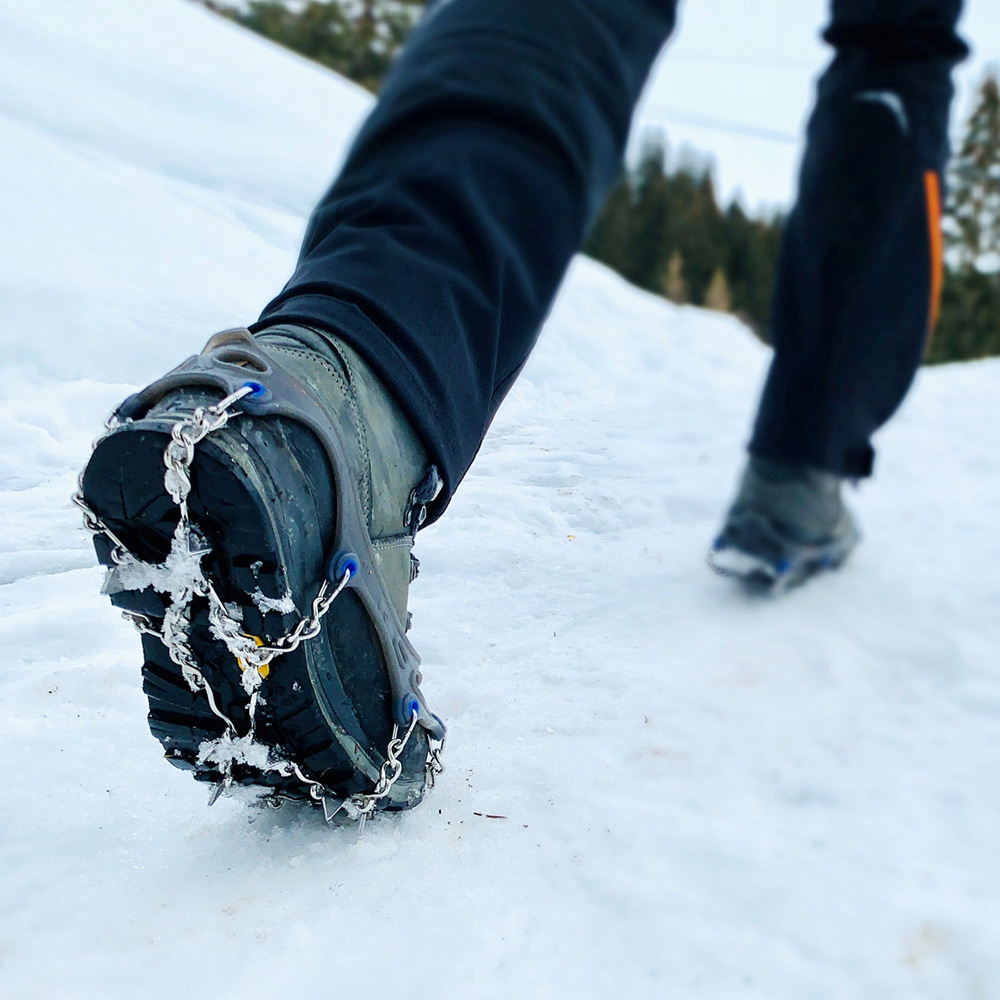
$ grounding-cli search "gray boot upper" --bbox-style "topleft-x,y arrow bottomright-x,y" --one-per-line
727,456 -> 857,545
255,324 -> 433,626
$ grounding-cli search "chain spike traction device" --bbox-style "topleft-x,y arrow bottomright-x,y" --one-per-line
74,346 -> 445,829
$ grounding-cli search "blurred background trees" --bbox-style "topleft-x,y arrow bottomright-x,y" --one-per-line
931,74 -> 1000,363
198,0 -> 424,92
192,1 -> 999,363
589,73 -> 1000,362
583,135 -> 783,338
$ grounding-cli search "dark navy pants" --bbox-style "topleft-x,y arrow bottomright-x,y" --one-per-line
256,0 -> 968,517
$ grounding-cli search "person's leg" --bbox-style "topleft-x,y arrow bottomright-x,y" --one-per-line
79,0 -> 682,815
749,0 -> 968,477
255,0 -> 679,519
711,0 -> 967,587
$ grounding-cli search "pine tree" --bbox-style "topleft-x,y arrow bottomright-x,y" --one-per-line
948,74 -> 1000,273
628,137 -> 673,290
662,250 -> 687,303
582,173 -> 635,277
704,267 -> 732,312
672,171 -> 725,306
930,73 -> 1000,363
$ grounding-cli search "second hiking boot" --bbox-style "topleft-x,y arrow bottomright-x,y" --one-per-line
709,456 -> 860,590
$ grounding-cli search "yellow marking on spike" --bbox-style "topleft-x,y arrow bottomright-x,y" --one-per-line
236,635 -> 269,678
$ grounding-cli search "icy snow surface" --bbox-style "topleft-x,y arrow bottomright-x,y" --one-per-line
2,2 -> 1000,998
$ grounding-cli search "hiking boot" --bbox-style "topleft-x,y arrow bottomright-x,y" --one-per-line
76,325 -> 445,822
708,456 -> 860,590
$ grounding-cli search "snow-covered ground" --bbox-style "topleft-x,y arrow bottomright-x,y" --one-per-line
3,2 -> 1000,997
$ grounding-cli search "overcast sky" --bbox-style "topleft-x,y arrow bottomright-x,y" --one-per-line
633,0 -> 1000,214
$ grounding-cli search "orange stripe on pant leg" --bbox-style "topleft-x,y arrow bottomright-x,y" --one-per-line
924,169 -> 944,345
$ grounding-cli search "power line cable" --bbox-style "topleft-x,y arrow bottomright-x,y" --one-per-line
640,105 -> 800,145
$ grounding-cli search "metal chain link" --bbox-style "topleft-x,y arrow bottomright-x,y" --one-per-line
353,709 -> 420,834
425,736 -> 447,790
74,386 -> 445,826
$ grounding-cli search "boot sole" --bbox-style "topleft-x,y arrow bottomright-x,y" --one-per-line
708,512 -> 860,592
81,396 -> 428,810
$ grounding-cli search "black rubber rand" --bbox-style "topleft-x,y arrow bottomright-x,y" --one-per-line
81,389 -> 427,807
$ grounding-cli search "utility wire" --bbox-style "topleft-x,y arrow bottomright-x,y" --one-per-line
641,105 -> 800,145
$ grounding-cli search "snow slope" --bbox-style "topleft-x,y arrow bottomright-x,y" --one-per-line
2,2 -> 1000,997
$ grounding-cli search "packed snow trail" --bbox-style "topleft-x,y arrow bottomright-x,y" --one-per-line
2,2 -> 1000,997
